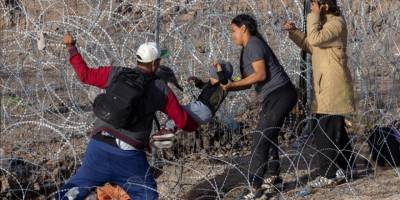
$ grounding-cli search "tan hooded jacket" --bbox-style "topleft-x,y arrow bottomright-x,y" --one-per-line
289,13 -> 355,114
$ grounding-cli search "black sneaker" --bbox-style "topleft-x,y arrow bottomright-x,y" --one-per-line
260,176 -> 283,193
236,188 -> 267,200
308,169 -> 346,188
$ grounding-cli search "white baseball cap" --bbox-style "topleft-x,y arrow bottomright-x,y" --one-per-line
136,42 -> 170,63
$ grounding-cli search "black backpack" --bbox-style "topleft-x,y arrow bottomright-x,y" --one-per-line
93,68 -> 152,129
367,122 -> 400,166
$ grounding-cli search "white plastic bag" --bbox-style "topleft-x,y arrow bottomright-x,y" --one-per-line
37,31 -> 46,51
65,187 -> 79,200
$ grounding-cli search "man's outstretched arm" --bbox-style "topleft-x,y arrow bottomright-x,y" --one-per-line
64,33 -> 112,89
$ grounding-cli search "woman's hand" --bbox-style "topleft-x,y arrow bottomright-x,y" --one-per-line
310,1 -> 321,15
221,81 -> 232,91
187,76 -> 201,84
282,21 -> 296,31
188,76 -> 205,88
63,32 -> 75,47
223,60 -> 266,91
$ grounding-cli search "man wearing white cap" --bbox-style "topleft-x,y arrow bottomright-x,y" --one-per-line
57,33 -> 198,200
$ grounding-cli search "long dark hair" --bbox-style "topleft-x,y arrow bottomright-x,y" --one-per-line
231,14 -> 267,46
231,14 -> 269,72
316,0 -> 341,16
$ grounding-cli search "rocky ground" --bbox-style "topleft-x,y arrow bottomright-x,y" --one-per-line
1,101 -> 400,199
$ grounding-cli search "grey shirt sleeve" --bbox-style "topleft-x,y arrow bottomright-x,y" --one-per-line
247,40 -> 265,63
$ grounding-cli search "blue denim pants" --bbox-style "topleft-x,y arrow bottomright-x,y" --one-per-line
183,101 -> 212,124
56,139 -> 158,200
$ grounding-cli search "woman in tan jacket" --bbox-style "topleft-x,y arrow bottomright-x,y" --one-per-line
283,0 -> 355,187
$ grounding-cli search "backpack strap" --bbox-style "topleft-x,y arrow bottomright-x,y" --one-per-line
91,127 -> 145,149
153,113 -> 161,131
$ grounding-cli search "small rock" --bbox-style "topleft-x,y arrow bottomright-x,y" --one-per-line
297,186 -> 312,197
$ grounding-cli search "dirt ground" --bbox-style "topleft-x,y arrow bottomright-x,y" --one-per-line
1,0 -> 400,199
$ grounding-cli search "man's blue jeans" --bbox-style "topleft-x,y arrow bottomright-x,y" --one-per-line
56,139 -> 158,200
